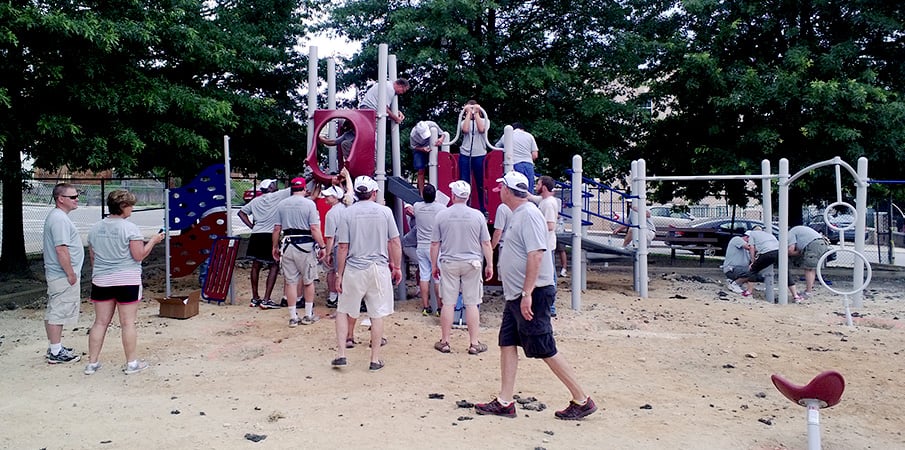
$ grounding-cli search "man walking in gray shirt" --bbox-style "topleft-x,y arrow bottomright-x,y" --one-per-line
332,176 -> 403,371
475,172 -> 597,420
430,181 -> 493,354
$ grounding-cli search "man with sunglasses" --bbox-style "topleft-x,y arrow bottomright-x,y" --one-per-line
42,183 -> 85,364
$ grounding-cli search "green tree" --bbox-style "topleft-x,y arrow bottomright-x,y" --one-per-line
322,0 -> 644,179
630,0 -> 905,210
0,1 -> 315,274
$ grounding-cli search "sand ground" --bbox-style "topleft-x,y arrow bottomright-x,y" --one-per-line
1,253 -> 903,449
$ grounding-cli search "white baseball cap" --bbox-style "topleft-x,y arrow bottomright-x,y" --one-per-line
354,176 -> 379,193
322,186 -> 344,198
414,121 -> 432,139
495,171 -> 530,193
258,179 -> 277,190
449,180 -> 471,199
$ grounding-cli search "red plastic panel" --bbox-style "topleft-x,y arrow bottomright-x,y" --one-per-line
771,370 -> 845,408
436,152 -> 458,206
308,109 -> 377,185
484,150 -> 505,224
315,196 -> 330,236
202,237 -> 241,304
168,211 -> 228,278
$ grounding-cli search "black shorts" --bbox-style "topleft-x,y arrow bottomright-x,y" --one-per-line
499,285 -> 558,358
90,284 -> 141,303
246,233 -> 276,263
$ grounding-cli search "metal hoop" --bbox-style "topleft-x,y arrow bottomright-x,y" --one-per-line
816,248 -> 872,296
823,201 -> 857,232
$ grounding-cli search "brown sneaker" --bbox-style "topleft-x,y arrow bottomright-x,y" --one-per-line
475,398 -> 516,418
554,397 -> 597,420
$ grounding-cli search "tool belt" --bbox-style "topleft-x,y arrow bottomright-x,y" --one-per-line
281,229 -> 314,253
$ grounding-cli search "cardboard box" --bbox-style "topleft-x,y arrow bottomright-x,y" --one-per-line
157,289 -> 201,319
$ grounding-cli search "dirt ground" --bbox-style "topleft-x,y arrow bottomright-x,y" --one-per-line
1,250 -> 903,449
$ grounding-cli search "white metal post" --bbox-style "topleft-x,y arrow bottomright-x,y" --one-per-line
307,47 -> 318,157
376,44 -> 388,204
164,189 -> 171,298
571,155 -> 582,310
502,126 -> 514,173
223,134 -> 234,304
327,58 -> 337,173
853,157 -> 868,307
772,159 -> 783,305
804,399 -> 822,450
637,159 -> 648,298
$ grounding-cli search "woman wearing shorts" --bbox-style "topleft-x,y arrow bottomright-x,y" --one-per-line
84,190 -> 164,375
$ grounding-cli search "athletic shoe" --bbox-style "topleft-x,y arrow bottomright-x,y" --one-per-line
123,360 -> 149,375
326,299 -> 338,309
560,268 -> 568,278
475,398 -> 516,418
726,280 -> 743,294
249,298 -> 262,308
300,314 -> 320,325
289,317 -> 301,328
421,307 -> 433,316
280,297 -> 288,308
555,397 -> 598,420
84,362 -> 102,375
47,347 -> 81,364
259,300 -> 281,310
741,290 -> 752,297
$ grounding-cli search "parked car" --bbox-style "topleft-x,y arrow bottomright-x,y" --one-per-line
665,217 -> 775,255
807,214 -> 867,243
649,205 -> 695,237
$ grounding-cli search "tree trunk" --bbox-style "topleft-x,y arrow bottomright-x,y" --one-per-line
0,142 -> 32,277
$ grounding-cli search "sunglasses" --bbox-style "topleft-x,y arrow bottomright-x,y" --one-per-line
61,194 -> 80,200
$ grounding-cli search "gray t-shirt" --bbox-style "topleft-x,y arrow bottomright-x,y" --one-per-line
335,131 -> 355,160
337,200 -> 399,270
494,203 -> 512,245
410,121 -> 442,151
499,202 -> 554,298
789,225 -> 821,250
721,236 -> 750,273
87,218 -> 143,278
274,195 -> 320,232
414,201 -> 446,249
240,188 -> 291,233
747,230 -> 779,253
43,208 -> 84,281
360,83 -> 396,110
324,202 -> 346,242
432,203 -> 490,262
538,196 -> 559,251
496,129 -> 538,165
460,117 -> 489,157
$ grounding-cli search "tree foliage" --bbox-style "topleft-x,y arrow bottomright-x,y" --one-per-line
322,0 -> 644,179
0,0 -> 315,273
630,0 -> 905,207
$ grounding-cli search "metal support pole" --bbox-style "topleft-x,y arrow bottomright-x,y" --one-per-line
307,47 -> 318,157
502,126 -> 514,173
853,157 -> 868,307
376,44 -> 388,204
571,155 -> 582,310
773,159 -> 783,305
327,58 -> 337,173
637,159 -> 649,298
224,135 -> 235,304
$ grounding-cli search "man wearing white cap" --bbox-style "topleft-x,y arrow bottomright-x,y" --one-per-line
475,171 -> 597,420
238,179 -> 290,309
430,180 -> 493,354
321,185 -> 346,309
410,120 -> 444,193
333,176 -> 403,371
412,184 -> 446,316
272,177 -> 326,327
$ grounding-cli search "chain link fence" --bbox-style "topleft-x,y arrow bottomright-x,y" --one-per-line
1,176 -> 261,256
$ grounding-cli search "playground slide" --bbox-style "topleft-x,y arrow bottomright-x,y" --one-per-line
556,232 -> 634,261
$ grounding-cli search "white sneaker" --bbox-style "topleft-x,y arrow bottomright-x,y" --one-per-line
560,268 -> 568,277
726,280 -> 743,294
361,317 -> 372,327
123,360 -> 149,375
84,362 -> 102,375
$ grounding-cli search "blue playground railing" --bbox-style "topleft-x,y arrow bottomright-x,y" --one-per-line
554,170 -> 638,230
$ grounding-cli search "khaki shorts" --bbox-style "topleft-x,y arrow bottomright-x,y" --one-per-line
439,259 -> 484,306
793,239 -> 830,269
45,276 -> 81,325
280,246 -> 319,285
338,265 -> 394,319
